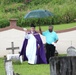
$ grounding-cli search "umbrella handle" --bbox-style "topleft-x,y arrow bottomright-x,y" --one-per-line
39,26 -> 42,34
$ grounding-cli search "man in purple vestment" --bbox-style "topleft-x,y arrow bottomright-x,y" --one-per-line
20,24 -> 47,64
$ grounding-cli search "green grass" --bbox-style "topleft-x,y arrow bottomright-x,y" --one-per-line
0,58 -> 5,75
0,58 -> 50,75
14,62 -> 50,75
54,22 -> 76,31
0,54 -> 67,75
26,22 -> 76,31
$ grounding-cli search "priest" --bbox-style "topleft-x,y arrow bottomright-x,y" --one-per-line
20,24 -> 47,64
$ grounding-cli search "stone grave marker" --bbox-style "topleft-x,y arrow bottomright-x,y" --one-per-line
4,59 -> 14,75
67,46 -> 76,56
4,57 -> 20,75
7,54 -> 23,63
6,42 -> 23,63
49,56 -> 76,75
6,42 -> 19,54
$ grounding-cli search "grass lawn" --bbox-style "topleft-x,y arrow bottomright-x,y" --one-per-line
26,22 -> 76,31
0,58 -> 50,75
0,54 -> 66,75
0,58 -> 5,75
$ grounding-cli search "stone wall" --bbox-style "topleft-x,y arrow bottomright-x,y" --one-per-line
0,29 -> 25,57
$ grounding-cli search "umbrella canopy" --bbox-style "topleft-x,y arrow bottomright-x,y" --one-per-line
24,10 -> 53,18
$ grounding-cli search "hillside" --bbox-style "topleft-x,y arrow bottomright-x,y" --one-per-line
0,0 -> 76,27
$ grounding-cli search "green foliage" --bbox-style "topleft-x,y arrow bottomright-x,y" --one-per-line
30,0 -> 50,5
17,17 -> 54,27
0,0 -> 76,28
0,19 -> 9,28
0,0 -> 24,5
3,3 -> 26,13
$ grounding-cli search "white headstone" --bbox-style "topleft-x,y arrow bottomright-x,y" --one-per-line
7,54 -> 23,63
67,46 -> 76,56
5,60 -> 14,75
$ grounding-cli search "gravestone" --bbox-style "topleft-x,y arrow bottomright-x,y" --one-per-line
6,42 -> 19,54
4,59 -> 14,75
4,58 -> 20,75
7,54 -> 23,63
49,56 -> 76,75
6,42 -> 23,63
67,46 -> 76,56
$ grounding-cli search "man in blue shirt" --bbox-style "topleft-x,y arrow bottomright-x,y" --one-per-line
39,25 -> 58,63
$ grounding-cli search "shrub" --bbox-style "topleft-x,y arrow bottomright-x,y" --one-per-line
0,0 -> 76,28
0,19 -> 9,28
17,17 -> 54,27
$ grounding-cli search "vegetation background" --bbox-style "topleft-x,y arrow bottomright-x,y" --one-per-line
0,0 -> 76,28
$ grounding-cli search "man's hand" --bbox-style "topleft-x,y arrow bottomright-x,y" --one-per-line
23,28 -> 29,34
52,42 -> 56,46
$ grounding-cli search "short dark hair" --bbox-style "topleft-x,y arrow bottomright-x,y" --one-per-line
30,23 -> 36,27
49,25 -> 53,29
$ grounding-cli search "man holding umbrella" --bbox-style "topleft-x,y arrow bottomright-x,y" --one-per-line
39,25 -> 58,63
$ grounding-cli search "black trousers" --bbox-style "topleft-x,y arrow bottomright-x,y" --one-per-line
45,43 -> 55,63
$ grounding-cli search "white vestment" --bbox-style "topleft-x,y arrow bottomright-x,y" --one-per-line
25,34 -> 37,64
